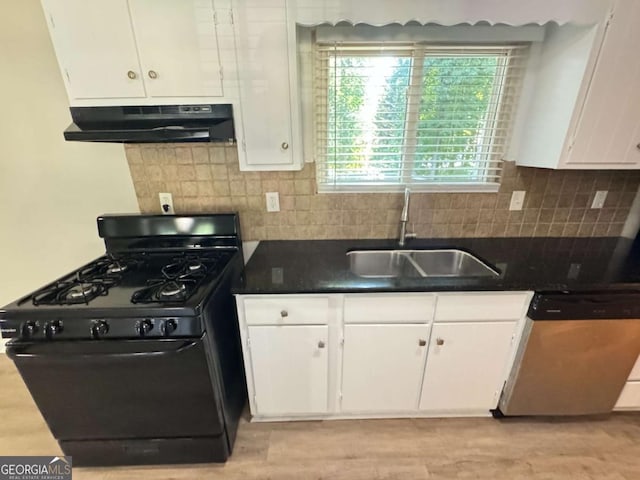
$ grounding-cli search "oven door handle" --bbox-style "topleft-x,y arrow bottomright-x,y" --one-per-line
5,339 -> 200,361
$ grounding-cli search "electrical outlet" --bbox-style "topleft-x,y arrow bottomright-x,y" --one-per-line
159,192 -> 174,215
266,192 -> 280,212
509,191 -> 526,211
591,190 -> 608,209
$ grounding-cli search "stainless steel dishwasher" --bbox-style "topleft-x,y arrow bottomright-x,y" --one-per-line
498,291 -> 640,416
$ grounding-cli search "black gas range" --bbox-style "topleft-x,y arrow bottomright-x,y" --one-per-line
0,214 -> 247,466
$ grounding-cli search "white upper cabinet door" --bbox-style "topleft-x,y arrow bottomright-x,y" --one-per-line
42,0 -> 145,99
129,0 -> 223,98
563,0 -> 640,168
419,322 -> 516,412
341,324 -> 430,412
233,0 -> 300,169
248,325 -> 328,416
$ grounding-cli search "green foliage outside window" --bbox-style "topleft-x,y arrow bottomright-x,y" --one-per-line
324,52 -> 504,185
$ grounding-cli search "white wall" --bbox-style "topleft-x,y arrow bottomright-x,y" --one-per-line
0,0 -> 139,310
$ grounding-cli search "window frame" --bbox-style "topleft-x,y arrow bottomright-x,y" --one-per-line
313,39 -> 530,193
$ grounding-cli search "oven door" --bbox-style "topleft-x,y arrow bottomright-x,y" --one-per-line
6,335 -> 225,441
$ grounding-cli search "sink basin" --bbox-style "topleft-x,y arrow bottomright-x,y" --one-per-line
346,250 -> 422,278
408,250 -> 499,277
347,249 -> 499,278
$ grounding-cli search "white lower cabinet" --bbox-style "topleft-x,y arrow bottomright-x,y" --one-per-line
237,292 -> 529,420
341,324 -> 430,412
616,382 -> 640,410
615,354 -> 640,410
248,325 -> 329,416
419,322 -> 517,412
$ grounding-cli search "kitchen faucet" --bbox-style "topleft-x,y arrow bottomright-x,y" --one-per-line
399,188 -> 416,247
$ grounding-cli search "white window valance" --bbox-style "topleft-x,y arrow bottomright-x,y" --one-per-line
290,0 -> 612,27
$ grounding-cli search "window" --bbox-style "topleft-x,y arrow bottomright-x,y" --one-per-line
314,41 -> 528,192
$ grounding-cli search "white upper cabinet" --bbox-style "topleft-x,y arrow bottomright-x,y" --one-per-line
516,0 -> 640,169
42,0 -> 223,103
128,0 -> 223,98
42,0 -> 145,100
562,0 -> 640,168
232,0 -> 303,170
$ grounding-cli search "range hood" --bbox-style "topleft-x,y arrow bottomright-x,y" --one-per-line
64,104 -> 235,143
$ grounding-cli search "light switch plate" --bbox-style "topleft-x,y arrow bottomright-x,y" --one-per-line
266,192 -> 280,212
591,190 -> 608,209
159,192 -> 174,215
509,191 -> 526,211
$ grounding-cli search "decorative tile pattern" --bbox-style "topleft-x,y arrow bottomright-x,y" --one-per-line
126,144 -> 640,241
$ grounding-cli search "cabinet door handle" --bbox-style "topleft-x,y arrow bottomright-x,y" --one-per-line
127,70 -> 137,80
318,341 -> 325,349
281,142 -> 289,150
148,70 -> 158,79
436,338 -> 445,346
280,310 -> 288,318
418,339 -> 427,346
636,143 -> 640,151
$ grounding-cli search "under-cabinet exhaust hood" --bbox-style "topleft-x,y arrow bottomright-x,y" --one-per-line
63,104 -> 235,144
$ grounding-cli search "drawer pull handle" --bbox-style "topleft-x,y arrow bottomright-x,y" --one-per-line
418,339 -> 427,347
127,70 -> 137,79
436,338 -> 445,346
318,341 -> 325,349
148,70 -> 158,79
280,310 -> 288,318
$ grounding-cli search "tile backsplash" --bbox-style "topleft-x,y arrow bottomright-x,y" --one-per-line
126,144 -> 640,241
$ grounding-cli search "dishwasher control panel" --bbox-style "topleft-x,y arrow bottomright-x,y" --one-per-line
528,291 -> 640,320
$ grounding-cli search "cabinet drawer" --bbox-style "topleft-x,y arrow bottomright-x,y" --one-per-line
243,296 -> 329,325
344,294 -> 435,324
435,293 -> 528,322
616,381 -> 640,410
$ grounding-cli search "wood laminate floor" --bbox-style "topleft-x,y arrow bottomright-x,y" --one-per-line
1,354 -> 639,479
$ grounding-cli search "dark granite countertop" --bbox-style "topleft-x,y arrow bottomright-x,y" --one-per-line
233,237 -> 640,294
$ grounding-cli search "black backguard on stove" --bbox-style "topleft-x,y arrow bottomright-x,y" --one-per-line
98,213 -> 243,256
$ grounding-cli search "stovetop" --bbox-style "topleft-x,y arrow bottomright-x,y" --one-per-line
2,249 -> 236,319
0,213 -> 243,341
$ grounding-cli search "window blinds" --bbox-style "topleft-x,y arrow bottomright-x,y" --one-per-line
314,43 -> 529,192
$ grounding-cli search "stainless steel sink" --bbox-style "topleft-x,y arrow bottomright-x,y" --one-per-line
408,250 -> 499,277
347,249 -> 499,278
346,250 -> 422,278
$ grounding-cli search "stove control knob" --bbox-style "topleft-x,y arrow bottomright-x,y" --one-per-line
21,321 -> 39,338
136,319 -> 154,337
161,319 -> 178,336
91,320 -> 109,338
45,320 -> 64,337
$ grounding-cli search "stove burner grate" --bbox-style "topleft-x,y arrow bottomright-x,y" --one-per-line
76,254 -> 142,281
131,251 -> 230,304
158,281 -> 188,300
26,254 -> 141,306
31,279 -> 113,306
